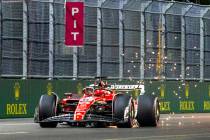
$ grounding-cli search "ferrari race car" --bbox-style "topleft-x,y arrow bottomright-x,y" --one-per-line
34,80 -> 160,128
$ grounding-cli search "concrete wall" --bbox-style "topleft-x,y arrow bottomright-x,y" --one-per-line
1,79 -> 210,118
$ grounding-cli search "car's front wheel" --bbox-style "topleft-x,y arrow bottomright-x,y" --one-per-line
38,94 -> 58,128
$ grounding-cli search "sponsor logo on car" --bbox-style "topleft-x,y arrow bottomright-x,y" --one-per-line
111,84 -> 145,94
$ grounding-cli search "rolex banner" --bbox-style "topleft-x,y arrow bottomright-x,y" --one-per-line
2,80 -> 210,118
65,2 -> 84,47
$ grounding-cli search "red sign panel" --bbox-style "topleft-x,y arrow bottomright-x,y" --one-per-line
65,2 -> 84,47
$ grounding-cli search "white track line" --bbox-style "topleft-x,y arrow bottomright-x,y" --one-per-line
0,132 -> 29,135
161,115 -> 210,120
0,123 -> 34,126
105,132 -> 210,140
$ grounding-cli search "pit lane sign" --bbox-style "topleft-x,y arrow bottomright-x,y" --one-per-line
65,2 -> 84,47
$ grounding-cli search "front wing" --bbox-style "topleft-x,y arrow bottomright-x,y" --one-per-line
35,113 -> 123,124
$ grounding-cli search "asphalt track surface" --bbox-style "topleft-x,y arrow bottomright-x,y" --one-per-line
1,114 -> 210,140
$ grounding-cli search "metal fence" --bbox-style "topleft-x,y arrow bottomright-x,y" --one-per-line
0,0 -> 210,80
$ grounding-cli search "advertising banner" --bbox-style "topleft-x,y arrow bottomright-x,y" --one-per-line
2,80 -> 210,118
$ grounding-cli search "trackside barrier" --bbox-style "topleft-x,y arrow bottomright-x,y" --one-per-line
1,79 -> 210,118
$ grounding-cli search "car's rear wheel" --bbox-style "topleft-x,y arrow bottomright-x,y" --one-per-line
136,95 -> 160,127
114,94 -> 135,128
38,94 -> 58,128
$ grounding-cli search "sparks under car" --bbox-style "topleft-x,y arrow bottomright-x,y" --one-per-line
34,80 -> 160,128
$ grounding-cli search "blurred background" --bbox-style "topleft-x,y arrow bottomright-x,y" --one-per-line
0,0 -> 210,81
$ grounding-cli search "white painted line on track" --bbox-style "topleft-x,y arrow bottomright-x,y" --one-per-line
104,132 -> 210,140
161,115 -> 210,120
0,123 -> 34,126
0,132 -> 29,135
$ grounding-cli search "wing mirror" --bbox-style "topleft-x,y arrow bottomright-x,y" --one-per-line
64,93 -> 73,97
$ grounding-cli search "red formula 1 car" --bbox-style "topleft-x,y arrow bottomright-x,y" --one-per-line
34,80 -> 160,128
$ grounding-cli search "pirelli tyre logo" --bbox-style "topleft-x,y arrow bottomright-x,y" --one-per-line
6,82 -> 27,115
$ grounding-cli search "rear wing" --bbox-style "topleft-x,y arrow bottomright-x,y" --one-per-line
110,84 -> 145,94
89,84 -> 145,94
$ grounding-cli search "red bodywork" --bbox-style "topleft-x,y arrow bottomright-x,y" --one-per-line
59,87 -> 116,121
35,82 -> 160,128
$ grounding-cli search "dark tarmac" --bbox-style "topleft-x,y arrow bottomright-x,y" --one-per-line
1,113 -> 210,140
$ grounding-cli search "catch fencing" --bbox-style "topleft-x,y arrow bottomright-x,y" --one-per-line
0,0 -> 210,80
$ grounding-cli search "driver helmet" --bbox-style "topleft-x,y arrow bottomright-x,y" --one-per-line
98,81 -> 107,89
82,87 -> 94,96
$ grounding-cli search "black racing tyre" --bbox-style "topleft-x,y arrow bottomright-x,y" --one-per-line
137,95 -> 160,127
114,94 -> 135,128
38,94 -> 58,128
